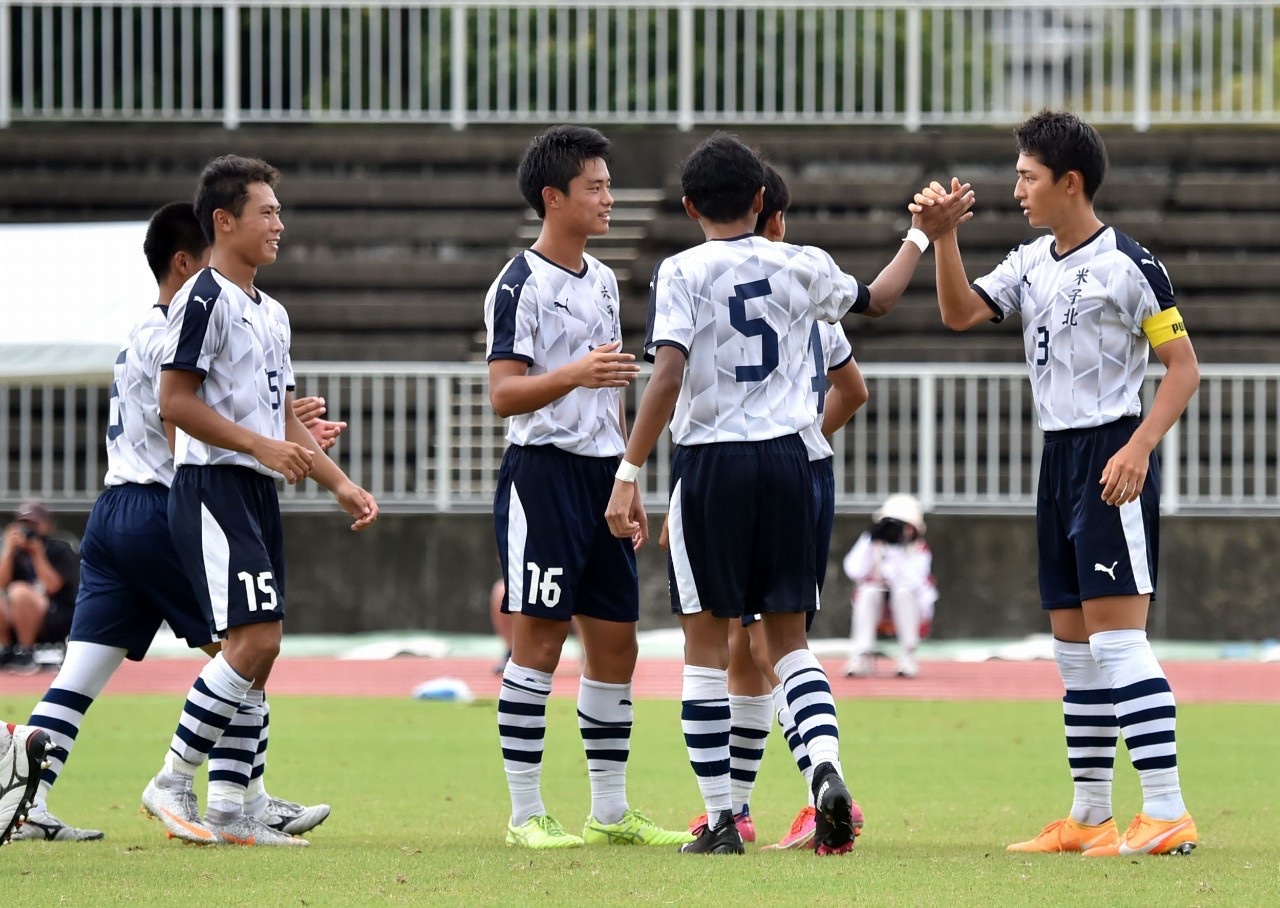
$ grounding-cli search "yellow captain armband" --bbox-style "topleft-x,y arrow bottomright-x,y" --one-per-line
1142,307 -> 1189,348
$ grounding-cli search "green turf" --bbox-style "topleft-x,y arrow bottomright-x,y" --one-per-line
1,694 -> 1274,906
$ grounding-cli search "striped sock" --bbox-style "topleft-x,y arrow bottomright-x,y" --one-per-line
775,649 -> 841,773
773,684 -> 814,807
208,689 -> 266,817
577,677 -> 632,825
26,642 -> 125,808
728,694 -> 774,815
162,653 -> 253,782
498,661 -> 552,827
1090,629 -> 1187,821
244,695 -> 270,816
681,664 -> 731,819
1054,639 -> 1116,826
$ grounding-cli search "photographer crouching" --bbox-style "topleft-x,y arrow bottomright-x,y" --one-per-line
0,502 -> 78,675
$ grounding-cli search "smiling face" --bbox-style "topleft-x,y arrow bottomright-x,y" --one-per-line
550,157 -> 612,239
221,182 -> 283,268
1014,152 -> 1072,231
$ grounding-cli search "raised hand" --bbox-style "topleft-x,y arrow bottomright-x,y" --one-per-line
574,341 -> 641,389
909,177 -> 976,240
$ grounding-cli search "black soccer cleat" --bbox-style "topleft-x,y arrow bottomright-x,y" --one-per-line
678,809 -> 745,855
811,762 -> 856,856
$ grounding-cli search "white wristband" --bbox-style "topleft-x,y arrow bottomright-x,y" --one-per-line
615,460 -> 641,483
903,227 -> 930,253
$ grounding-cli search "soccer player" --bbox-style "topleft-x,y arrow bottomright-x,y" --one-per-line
18,202 -> 333,843
915,110 -> 1200,857
485,124 -> 692,850
677,163 -> 870,851
143,156 -> 378,847
605,134 -> 973,855
0,723 -> 50,846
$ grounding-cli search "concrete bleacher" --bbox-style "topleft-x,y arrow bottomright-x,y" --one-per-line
1,124 -> 1277,365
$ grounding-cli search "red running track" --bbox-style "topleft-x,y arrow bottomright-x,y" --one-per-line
2,657 -> 1276,702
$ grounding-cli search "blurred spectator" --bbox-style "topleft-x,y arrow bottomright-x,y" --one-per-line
0,502 -> 79,675
842,494 -> 937,679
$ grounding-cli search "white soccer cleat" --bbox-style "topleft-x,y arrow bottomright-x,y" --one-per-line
141,776 -> 217,844
10,805 -> 105,842
205,812 -> 309,847
843,655 -> 874,678
1,725 -> 51,846
896,651 -> 919,678
255,797 -> 331,836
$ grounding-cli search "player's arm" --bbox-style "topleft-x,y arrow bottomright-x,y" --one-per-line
283,392 -> 379,530
859,180 -> 976,318
615,396 -> 649,551
158,370 -> 315,484
24,537 -> 65,595
820,358 -> 868,438
1099,335 -> 1199,506
604,344 -> 686,541
488,343 -> 639,418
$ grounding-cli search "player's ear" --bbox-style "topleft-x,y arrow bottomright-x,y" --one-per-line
751,185 -> 765,214
681,196 -> 700,221
541,185 -> 561,213
211,207 -> 235,235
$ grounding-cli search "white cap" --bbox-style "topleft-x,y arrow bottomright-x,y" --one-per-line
873,493 -> 926,534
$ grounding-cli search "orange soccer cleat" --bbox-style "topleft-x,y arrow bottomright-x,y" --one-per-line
1082,812 -> 1197,857
1006,817 -> 1119,853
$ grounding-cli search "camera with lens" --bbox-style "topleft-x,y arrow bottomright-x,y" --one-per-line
18,525 -> 37,541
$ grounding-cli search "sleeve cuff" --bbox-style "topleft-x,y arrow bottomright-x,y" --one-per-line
969,283 -> 1004,324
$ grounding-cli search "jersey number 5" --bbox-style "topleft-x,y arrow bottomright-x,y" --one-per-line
729,278 -> 777,382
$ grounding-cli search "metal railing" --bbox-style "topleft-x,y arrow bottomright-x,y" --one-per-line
3,361 -> 1278,516
2,2 -> 1276,130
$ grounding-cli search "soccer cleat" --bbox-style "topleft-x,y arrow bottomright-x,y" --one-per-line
1082,812 -> 1197,857
141,776 -> 217,844
583,809 -> 696,846
843,655 -> 874,678
255,797 -> 331,836
1007,817 -> 1120,853
812,763 -> 856,856
678,810 -> 745,855
761,806 -> 817,851
10,805 -> 105,842
1,725 -> 51,846
688,806 -> 756,843
896,652 -> 919,678
205,812 -> 308,847
506,814 -> 584,849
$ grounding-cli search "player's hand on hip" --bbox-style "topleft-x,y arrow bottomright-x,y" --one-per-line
911,177 -> 975,240
256,439 -> 315,484
576,341 -> 640,389
605,479 -> 640,539
1099,441 -> 1150,506
335,482 -> 379,530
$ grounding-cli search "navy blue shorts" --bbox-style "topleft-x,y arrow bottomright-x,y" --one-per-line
1038,416 -> 1160,609
494,444 -> 638,623
667,435 -> 816,620
169,465 -> 286,634
70,483 -> 213,661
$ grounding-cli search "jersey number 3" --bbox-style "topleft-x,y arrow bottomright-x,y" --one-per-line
729,278 -> 777,382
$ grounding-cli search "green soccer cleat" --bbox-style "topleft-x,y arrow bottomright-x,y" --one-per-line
505,814 -> 584,849
583,809 -> 697,846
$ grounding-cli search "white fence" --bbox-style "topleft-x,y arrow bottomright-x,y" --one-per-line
3,362 -> 1278,516
2,1 -> 1277,130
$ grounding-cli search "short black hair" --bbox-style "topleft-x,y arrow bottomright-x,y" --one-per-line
1014,110 -> 1108,200
194,154 -> 281,243
517,125 -> 611,218
143,202 -> 209,281
754,162 -> 791,236
680,132 -> 765,224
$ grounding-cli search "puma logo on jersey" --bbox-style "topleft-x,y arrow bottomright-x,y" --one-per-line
1021,275 -> 1032,288
500,282 -> 522,296
1140,258 -> 1157,268
1094,560 -> 1118,580
241,315 -> 253,326
551,300 -> 570,311
192,294 -> 214,310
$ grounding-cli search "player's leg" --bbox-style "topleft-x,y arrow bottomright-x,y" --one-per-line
887,585 -> 923,678
844,587 -> 883,677
721,621 -> 768,840
2,583 -> 49,675
0,722 -> 52,846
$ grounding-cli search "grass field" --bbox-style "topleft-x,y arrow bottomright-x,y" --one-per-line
1,694 -> 1275,906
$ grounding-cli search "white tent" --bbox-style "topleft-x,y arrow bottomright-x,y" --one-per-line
0,221 -> 155,381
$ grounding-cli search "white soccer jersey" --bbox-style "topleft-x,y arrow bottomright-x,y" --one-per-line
161,268 -> 296,477
972,226 -> 1178,432
104,304 -> 175,487
484,249 -> 625,458
645,234 -> 869,446
800,320 -> 855,461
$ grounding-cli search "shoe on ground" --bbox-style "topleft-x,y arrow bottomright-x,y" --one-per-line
812,763 -> 856,856
1,725 -> 50,845
843,655 -> 873,678
688,805 -> 755,843
506,814 -> 584,849
205,812 -> 308,847
6,649 -> 39,676
140,776 -> 216,844
896,651 -> 919,678
1082,812 -> 1197,857
1007,816 -> 1120,853
255,797 -> 331,836
10,805 -> 105,842
678,809 -> 745,855
583,808 -> 696,846
761,805 -> 817,850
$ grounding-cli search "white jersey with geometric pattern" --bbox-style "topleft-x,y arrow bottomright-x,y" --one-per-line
645,233 -> 869,446
971,226 -> 1177,432
484,249 -> 625,458
104,304 -> 174,487
800,319 -> 855,462
161,267 -> 296,478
